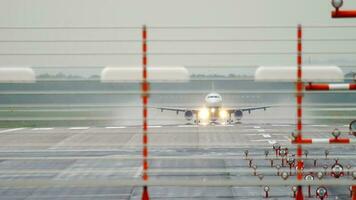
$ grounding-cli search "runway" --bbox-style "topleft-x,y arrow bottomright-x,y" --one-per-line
0,123 -> 354,199
0,123 -> 352,149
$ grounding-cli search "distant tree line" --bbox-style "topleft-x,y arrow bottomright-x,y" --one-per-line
36,71 -> 355,80
37,73 -> 100,79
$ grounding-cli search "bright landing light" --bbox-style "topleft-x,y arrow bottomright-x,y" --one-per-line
219,109 -> 228,119
199,108 -> 210,120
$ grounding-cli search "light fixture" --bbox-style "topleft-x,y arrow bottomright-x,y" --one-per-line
281,172 -> 289,180
264,186 -> 270,192
304,174 -> 314,181
316,186 -> 328,199
332,128 -> 341,138
331,0 -> 343,9
331,163 -> 344,178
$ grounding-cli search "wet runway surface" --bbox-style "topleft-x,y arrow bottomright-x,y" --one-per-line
0,123 -> 354,199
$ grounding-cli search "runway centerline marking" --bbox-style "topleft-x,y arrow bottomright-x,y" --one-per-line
69,127 -> 90,130
105,126 -> 126,129
268,140 -> 277,144
178,125 -> 198,128
0,128 -> 25,134
32,128 -> 54,131
257,129 -> 266,133
311,125 -> 329,127
262,134 -> 271,138
272,124 -> 291,127
148,125 -> 162,128
251,139 -> 287,144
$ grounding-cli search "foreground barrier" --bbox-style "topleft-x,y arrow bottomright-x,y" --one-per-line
306,83 -> 356,91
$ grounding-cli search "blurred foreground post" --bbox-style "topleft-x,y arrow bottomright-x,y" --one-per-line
141,25 -> 150,200
295,24 -> 304,200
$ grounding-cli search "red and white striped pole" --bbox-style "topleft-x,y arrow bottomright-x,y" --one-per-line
292,138 -> 356,144
352,185 -> 356,200
332,10 -> 356,18
332,9 -> 356,18
141,25 -> 150,200
305,83 -> 356,91
295,24 -> 304,200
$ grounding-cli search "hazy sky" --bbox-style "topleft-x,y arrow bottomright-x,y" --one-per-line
0,0 -> 356,74
2,0 -> 356,26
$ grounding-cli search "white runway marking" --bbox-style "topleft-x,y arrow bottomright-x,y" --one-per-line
134,166 -> 143,178
311,125 -> 329,127
105,126 -> 126,129
148,125 -> 162,128
215,124 -> 228,127
262,134 -> 271,138
257,129 -> 266,132
178,125 -> 189,128
0,128 -> 25,134
178,125 -> 198,128
69,127 -> 90,130
272,124 -> 291,127
253,126 -> 261,129
32,128 -> 53,131
268,140 -> 277,144
251,139 -> 287,144
251,139 -> 270,142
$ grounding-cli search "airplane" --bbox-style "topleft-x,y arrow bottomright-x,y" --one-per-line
157,92 -> 270,125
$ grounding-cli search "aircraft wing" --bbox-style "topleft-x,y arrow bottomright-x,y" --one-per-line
155,106 -> 270,113
226,106 -> 271,113
154,107 -> 199,114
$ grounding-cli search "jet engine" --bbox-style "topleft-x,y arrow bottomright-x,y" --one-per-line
184,110 -> 194,121
234,110 -> 243,120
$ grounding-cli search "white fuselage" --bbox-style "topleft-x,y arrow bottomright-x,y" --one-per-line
205,92 -> 223,108
202,93 -> 224,122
